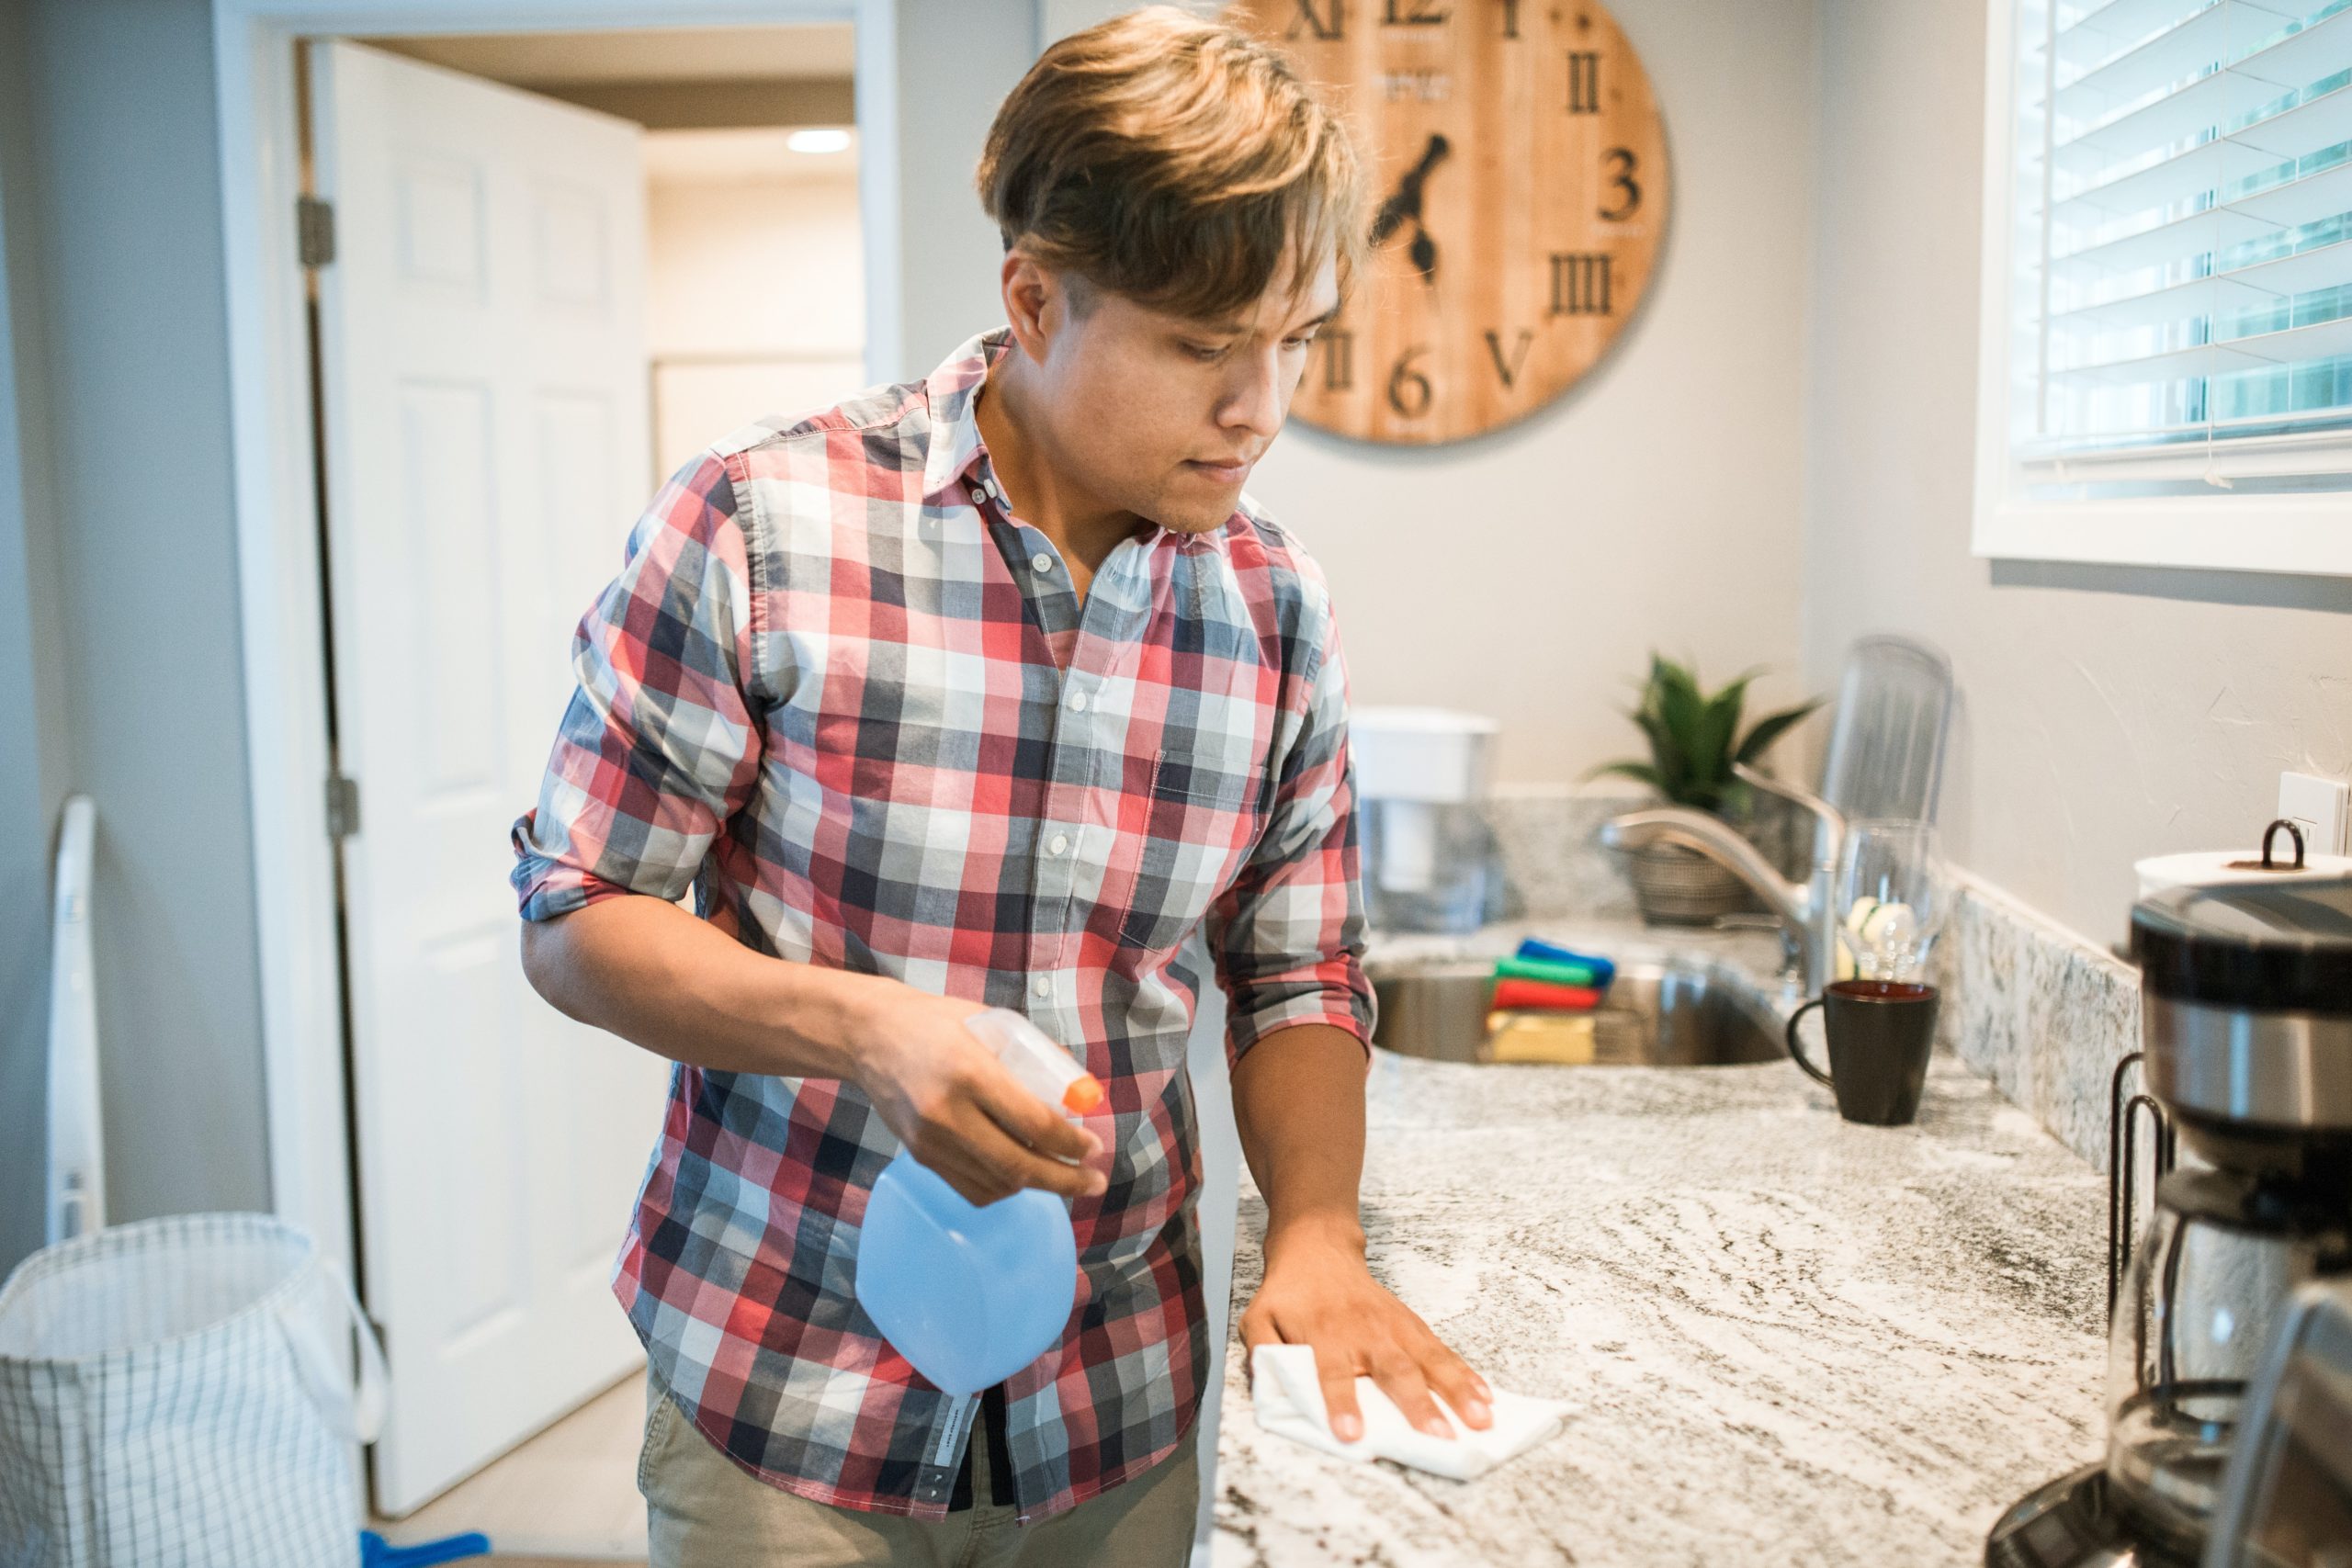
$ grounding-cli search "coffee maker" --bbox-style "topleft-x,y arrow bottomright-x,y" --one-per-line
1986,874 -> 2352,1568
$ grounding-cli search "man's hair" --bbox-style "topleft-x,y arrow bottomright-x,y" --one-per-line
976,6 -> 1368,325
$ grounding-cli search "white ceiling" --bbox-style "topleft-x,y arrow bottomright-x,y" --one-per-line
644,126 -> 859,185
374,25 -> 856,85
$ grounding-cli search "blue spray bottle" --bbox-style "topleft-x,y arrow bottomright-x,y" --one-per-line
854,1007 -> 1104,1396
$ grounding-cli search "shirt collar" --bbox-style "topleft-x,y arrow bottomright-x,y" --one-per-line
919,325 -> 1002,505
920,325 -> 1234,561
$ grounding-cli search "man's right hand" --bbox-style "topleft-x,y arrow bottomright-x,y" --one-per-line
849,987 -> 1108,1208
519,898 -> 1105,1209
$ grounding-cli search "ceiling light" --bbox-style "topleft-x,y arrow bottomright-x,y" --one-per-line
787,129 -> 853,155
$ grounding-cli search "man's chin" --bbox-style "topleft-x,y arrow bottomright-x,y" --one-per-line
1141,496 -> 1240,537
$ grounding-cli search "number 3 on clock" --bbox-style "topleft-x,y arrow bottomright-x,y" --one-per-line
1600,148 -> 1640,221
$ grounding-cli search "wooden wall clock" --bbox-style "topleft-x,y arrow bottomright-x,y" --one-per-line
1222,0 -> 1670,445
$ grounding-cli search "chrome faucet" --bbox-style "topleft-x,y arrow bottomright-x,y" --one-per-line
1599,762 -> 1849,996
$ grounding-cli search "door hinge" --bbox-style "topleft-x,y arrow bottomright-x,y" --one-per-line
297,195 -> 335,268
325,773 -> 361,840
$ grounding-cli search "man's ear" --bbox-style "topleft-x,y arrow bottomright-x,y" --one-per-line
1001,249 -> 1061,366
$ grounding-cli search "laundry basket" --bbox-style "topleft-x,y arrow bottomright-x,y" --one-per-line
0,1211 -> 387,1568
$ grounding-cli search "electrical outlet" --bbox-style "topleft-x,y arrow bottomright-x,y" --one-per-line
2278,771 -> 2350,858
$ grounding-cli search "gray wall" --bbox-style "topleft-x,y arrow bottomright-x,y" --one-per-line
1804,0 -> 2352,950
0,0 -> 273,1277
888,0 -> 1046,377
0,0 -> 74,1279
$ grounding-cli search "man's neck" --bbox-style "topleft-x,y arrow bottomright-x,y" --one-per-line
972,353 -> 1148,581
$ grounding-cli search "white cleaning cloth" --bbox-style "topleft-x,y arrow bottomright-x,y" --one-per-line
1246,1342 -> 1571,1481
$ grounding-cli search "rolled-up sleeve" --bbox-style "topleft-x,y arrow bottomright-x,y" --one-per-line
510,451 -> 763,920
1204,594 -> 1377,1072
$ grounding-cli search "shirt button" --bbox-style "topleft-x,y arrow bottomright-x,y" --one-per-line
1067,690 -> 1089,713
967,484 -> 985,504
1031,551 -> 1054,574
1033,976 -> 1051,998
1048,832 -> 1069,856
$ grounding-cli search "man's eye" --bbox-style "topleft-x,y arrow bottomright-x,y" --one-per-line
1285,333 -> 1318,350
1184,342 -> 1227,361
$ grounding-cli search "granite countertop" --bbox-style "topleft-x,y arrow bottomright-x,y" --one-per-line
1212,921 -> 2109,1567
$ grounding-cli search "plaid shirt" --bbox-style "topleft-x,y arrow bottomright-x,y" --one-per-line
510,325 -> 1375,1523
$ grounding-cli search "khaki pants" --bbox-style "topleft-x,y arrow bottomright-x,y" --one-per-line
639,1371 -> 1201,1567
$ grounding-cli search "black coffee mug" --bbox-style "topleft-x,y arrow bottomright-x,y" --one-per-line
1783,980 -> 1939,1126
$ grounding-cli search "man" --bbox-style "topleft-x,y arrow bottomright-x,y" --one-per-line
510,8 -> 1493,1563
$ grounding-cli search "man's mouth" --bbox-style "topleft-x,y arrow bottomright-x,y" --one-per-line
1186,457 -> 1251,482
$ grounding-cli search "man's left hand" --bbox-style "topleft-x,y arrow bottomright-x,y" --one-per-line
1238,1219 -> 1493,1444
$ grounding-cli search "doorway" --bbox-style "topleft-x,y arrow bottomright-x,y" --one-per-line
294,19 -> 870,1540
370,27 -> 873,479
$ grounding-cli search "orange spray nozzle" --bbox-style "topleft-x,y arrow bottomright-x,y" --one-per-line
1062,1075 -> 1105,1114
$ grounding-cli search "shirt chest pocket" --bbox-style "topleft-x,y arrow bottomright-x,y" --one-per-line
1115,725 -> 1268,959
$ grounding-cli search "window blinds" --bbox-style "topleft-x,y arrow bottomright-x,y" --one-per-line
2009,0 -> 2352,479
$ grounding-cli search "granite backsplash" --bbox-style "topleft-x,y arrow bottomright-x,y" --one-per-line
1931,877 -> 2141,1171
1476,783 -> 1645,922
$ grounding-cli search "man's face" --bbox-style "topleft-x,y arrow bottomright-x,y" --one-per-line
1018,250 -> 1342,536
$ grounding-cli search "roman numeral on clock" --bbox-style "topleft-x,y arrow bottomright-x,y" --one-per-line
1288,0 -> 1343,40
1566,51 -> 1600,113
1485,328 -> 1534,389
1549,253 -> 1612,316
1318,329 -> 1355,392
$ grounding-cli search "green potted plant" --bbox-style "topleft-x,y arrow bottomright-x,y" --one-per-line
1590,654 -> 1822,926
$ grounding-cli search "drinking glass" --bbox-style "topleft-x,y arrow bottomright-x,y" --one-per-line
1837,819 -> 1945,982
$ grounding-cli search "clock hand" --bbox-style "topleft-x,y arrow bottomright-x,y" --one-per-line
1408,228 -> 1437,282
1368,132 -> 1452,247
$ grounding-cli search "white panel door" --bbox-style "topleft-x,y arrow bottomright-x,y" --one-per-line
308,39 -> 664,1515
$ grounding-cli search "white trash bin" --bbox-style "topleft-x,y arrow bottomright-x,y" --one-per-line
0,1212 -> 387,1568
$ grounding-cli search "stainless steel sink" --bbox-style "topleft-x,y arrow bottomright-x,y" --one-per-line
1367,957 -> 1785,1066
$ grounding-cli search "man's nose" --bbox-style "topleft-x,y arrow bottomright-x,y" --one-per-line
1221,347 -> 1288,441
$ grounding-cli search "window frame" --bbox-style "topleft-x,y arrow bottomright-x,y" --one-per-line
1972,0 -> 2352,579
